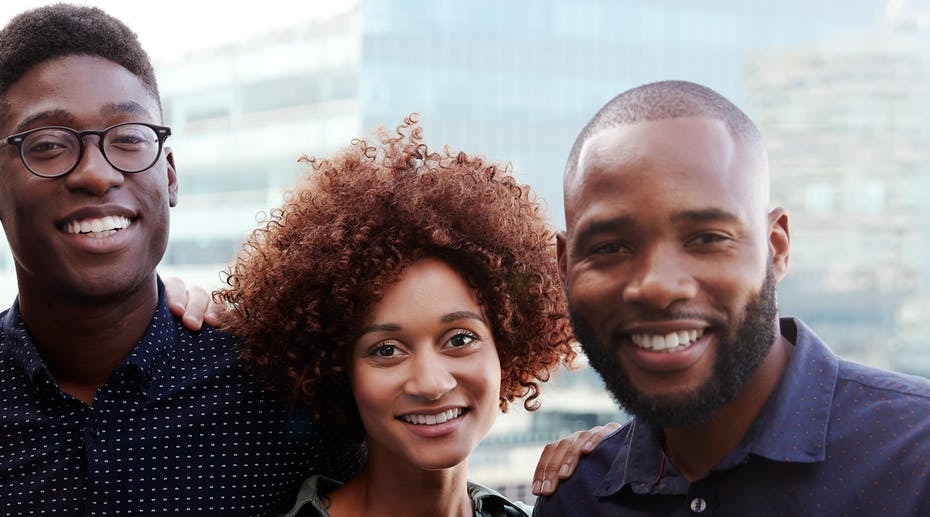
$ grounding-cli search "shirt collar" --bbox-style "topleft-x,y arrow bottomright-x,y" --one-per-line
732,317 -> 837,464
597,421 -> 689,497
597,317 -> 838,497
0,299 -> 50,386
118,277 -> 177,398
468,480 -> 531,516
0,277 -> 177,398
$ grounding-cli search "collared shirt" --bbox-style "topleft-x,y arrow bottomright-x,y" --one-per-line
282,474 -> 532,517
0,279 -> 364,516
535,317 -> 930,517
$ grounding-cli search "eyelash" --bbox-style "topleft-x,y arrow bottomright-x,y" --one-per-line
446,330 -> 478,349
365,329 -> 480,358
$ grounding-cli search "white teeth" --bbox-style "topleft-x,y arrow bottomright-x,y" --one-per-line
64,216 -> 131,237
630,328 -> 705,352
401,408 -> 463,425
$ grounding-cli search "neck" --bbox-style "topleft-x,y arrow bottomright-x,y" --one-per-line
662,332 -> 792,481
17,275 -> 159,405
329,451 -> 472,517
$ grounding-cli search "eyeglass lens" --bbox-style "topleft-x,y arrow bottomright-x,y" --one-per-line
20,124 -> 161,176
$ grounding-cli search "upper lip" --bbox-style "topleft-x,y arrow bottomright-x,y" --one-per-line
396,405 -> 467,418
56,205 -> 137,228
620,319 -> 710,335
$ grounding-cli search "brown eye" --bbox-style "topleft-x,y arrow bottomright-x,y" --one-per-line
447,331 -> 477,348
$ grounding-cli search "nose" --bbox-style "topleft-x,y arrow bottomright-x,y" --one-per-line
622,244 -> 698,310
64,137 -> 124,195
403,348 -> 457,401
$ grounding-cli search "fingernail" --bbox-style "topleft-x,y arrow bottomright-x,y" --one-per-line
583,440 -> 595,452
558,464 -> 570,476
542,480 -> 552,493
532,480 -> 541,494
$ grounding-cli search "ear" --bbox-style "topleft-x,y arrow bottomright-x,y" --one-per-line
767,207 -> 790,281
165,146 -> 178,207
556,231 -> 569,288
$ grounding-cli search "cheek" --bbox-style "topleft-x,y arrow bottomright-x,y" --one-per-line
482,352 -> 502,401
349,364 -> 392,418
568,270 -> 620,313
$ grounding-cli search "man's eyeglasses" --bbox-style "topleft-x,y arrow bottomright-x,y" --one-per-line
1,122 -> 171,178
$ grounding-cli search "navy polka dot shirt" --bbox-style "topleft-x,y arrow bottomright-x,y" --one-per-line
0,280 -> 364,516
535,318 -> 930,516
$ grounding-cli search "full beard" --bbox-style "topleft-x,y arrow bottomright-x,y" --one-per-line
569,264 -> 779,429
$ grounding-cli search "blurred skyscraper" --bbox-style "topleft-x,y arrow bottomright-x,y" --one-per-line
747,9 -> 930,375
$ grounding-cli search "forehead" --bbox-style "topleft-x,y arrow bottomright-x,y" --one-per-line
2,54 -> 160,133
368,259 -> 481,320
566,117 -> 766,228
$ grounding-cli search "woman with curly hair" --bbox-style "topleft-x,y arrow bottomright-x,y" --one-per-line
217,115 -> 576,516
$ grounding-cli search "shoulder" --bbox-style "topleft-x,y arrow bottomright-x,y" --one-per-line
836,358 -> 930,400
576,418 -> 632,472
830,359 -> 930,440
534,420 -> 634,514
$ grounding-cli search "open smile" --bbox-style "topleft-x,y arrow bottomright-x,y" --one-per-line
630,328 -> 705,353
399,407 -> 466,426
62,215 -> 133,238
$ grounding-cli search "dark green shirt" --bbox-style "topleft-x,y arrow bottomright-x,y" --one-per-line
282,474 -> 532,517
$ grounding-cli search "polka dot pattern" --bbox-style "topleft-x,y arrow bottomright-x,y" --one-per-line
535,318 -> 930,516
0,281 -> 364,516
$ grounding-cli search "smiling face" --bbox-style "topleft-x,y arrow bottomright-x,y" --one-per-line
0,55 -> 177,305
558,116 -> 789,427
350,258 -> 501,472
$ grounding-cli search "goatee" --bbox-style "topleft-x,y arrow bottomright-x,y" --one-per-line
569,264 -> 779,428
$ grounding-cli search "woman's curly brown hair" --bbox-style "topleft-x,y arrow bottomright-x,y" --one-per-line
219,115 -> 576,438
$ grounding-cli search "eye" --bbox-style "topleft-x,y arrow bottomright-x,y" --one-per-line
688,232 -> 730,246
107,126 -> 155,151
445,330 -> 478,349
24,133 -> 74,157
592,242 -> 623,254
369,342 -> 401,358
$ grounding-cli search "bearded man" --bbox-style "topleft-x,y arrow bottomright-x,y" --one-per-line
533,80 -> 930,516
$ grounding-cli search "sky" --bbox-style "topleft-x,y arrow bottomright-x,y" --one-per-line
0,1 -> 356,63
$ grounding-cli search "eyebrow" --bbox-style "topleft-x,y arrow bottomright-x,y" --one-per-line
670,208 -> 742,225
572,215 -> 635,251
11,102 -> 154,135
358,310 -> 487,336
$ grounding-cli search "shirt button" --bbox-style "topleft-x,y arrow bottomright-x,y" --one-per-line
690,497 -> 707,513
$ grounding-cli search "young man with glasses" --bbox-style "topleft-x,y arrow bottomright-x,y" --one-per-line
0,5 -> 362,515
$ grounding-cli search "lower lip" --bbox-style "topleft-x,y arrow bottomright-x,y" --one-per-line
399,412 -> 467,438
624,332 -> 712,373
60,221 -> 136,254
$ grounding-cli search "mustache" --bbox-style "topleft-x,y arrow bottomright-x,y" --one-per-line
611,308 -> 726,331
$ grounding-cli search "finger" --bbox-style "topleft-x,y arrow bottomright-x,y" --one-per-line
551,424 -> 620,484
532,432 -> 584,496
163,276 -> 189,317
180,286 -> 211,331
581,422 -> 621,453
203,297 -> 229,328
532,423 -> 624,496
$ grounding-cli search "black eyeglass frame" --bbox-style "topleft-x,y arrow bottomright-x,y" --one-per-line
1,122 -> 172,178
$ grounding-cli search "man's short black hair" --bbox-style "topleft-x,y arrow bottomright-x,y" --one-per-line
0,3 -> 159,114
566,80 -> 762,178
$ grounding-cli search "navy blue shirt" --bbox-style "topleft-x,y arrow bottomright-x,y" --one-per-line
535,318 -> 930,516
0,279 -> 364,516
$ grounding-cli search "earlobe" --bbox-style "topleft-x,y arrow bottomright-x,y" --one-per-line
165,147 -> 178,207
768,207 -> 790,281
